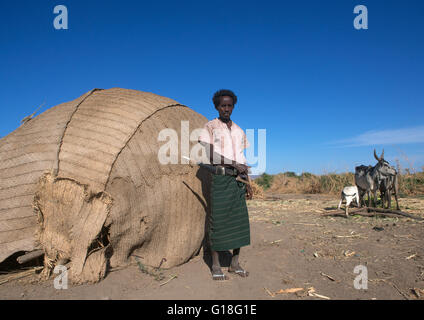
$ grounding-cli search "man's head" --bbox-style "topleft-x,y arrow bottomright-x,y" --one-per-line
212,89 -> 237,122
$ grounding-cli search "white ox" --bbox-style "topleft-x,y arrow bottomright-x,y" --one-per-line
338,186 -> 360,217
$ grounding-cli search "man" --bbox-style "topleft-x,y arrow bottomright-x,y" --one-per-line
198,89 -> 252,281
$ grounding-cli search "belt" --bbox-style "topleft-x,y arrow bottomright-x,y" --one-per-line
214,165 -> 238,176
197,163 -> 238,176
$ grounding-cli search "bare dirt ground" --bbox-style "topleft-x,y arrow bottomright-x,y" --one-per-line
1,194 -> 424,300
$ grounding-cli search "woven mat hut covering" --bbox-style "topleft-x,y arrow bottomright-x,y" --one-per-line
0,88 -> 210,283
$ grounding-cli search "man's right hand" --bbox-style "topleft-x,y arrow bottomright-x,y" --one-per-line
233,163 -> 249,174
245,183 -> 253,200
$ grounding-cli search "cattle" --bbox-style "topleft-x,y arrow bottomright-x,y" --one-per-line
354,164 -> 377,207
355,149 -> 400,210
373,150 -> 400,210
338,186 -> 360,217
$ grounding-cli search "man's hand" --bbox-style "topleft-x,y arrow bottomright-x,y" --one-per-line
245,183 -> 253,200
233,162 -> 249,175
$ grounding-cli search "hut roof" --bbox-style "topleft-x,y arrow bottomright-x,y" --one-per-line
0,88 -> 201,264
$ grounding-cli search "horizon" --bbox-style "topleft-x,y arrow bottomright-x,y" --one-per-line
1,1 -> 423,175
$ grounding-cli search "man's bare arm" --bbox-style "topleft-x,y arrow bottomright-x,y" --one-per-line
199,141 -> 249,174
200,141 -> 252,199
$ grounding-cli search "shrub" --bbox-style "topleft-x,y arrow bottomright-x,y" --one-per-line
255,173 -> 274,190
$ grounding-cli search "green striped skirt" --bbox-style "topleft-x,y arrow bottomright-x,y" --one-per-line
209,174 -> 250,251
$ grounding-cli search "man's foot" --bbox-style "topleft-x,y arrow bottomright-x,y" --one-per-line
228,265 -> 249,277
211,267 -> 229,281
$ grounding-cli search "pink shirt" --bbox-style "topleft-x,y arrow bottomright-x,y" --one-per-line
198,118 -> 250,165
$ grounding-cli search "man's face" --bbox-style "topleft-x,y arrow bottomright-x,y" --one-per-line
216,96 -> 234,121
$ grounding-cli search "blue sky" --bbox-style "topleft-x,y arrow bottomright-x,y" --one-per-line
1,0 -> 423,175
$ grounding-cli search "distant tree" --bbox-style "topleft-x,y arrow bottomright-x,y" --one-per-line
301,172 -> 313,178
255,173 -> 274,190
284,171 -> 297,178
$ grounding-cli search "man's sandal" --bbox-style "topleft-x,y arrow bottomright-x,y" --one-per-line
228,268 -> 249,277
212,273 -> 229,281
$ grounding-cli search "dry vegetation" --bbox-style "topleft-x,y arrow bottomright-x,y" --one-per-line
250,180 -> 265,199
254,166 -> 424,197
267,172 -> 354,195
398,168 -> 424,196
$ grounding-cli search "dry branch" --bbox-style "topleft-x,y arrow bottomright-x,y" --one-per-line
16,250 -> 44,264
0,267 -> 43,285
364,207 -> 423,220
325,207 -> 423,221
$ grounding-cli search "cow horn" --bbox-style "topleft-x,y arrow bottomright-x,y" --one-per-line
381,149 -> 384,160
374,149 -> 380,161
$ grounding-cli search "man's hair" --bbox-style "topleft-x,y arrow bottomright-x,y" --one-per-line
212,89 -> 237,107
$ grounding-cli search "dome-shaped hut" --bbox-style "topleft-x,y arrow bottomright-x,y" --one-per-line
0,88 -> 209,283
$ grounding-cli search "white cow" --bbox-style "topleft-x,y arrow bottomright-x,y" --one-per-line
338,186 -> 360,217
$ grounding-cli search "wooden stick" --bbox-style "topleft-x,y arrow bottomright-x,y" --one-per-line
0,267 -> 43,285
159,274 -> 177,286
382,279 -> 410,300
236,176 -> 249,184
16,250 -> 44,264
325,207 -> 423,221
264,287 -> 275,297
323,208 -> 367,216
364,207 -> 423,220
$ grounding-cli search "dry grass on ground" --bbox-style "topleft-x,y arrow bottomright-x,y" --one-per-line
254,168 -> 424,197
1,194 -> 423,300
